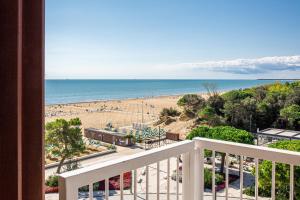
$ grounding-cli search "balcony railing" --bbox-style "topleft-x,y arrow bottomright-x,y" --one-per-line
59,138 -> 300,200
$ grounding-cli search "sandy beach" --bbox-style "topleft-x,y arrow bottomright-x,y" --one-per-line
45,95 -> 195,137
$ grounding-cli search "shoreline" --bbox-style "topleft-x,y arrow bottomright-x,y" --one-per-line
45,90 -> 231,107
45,92 -> 209,107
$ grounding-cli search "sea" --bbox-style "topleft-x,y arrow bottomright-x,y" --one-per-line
45,79 -> 287,105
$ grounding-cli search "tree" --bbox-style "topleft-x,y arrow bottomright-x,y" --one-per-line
256,101 -> 278,129
221,89 -> 256,131
280,104 -> 300,130
284,87 -> 300,106
186,126 -> 254,172
45,118 -> 86,174
246,140 -> 300,199
252,86 -> 268,101
207,94 -> 225,116
180,81 -> 300,132
239,97 -> 257,131
223,97 -> 257,131
198,106 -> 223,126
267,82 -> 292,95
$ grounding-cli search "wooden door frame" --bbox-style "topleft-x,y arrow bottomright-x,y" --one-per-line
0,0 -> 45,199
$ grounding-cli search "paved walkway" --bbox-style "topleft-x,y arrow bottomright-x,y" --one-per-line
45,145 -> 144,178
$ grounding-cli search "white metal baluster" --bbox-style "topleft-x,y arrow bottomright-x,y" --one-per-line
196,146 -> 204,200
212,151 -> 216,200
157,162 -> 160,200
176,156 -> 179,200
272,161 -> 276,200
290,164 -> 294,200
105,178 -> 109,200
89,183 -> 93,200
200,149 -> 204,200
240,155 -> 244,200
146,166 -> 149,200
167,159 -> 170,200
225,153 -> 229,200
182,153 -> 191,200
189,149 -> 195,200
120,173 -> 124,200
134,169 -> 137,200
255,158 -> 259,200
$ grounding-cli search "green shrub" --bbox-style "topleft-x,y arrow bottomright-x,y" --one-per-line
107,144 -> 116,150
177,94 -> 204,106
186,126 -> 210,140
243,185 -> 255,196
199,106 -> 215,119
177,94 -> 206,114
204,168 -> 224,189
222,89 -> 253,103
186,126 -> 254,172
158,107 -> 180,125
186,126 -> 254,145
160,107 -> 180,117
45,175 -> 59,187
171,167 -> 223,189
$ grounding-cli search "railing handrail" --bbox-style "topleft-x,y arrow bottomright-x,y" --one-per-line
59,137 -> 300,200
59,140 -> 194,188
194,137 -> 300,165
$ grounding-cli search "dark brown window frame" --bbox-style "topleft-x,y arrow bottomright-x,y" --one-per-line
0,0 -> 45,200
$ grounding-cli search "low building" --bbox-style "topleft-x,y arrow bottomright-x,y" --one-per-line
255,128 -> 300,145
84,128 -> 134,146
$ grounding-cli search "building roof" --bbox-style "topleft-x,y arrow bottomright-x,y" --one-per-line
257,128 -> 300,140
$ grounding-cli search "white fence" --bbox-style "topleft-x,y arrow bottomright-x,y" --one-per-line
59,138 -> 300,200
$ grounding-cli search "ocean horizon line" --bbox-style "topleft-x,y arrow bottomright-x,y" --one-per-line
45,79 -> 291,105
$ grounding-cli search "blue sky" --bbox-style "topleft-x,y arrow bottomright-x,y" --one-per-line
46,0 -> 300,79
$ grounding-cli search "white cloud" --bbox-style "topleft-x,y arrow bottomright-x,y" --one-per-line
175,55 -> 300,74
46,55 -> 300,79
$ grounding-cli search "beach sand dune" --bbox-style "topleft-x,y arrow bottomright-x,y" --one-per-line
46,95 -> 184,133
